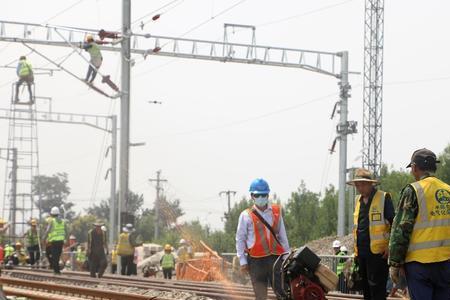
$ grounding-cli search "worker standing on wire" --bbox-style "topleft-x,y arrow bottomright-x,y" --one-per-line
348,168 -> 395,300
43,206 -> 67,275
236,178 -> 290,300
24,219 -> 40,266
389,149 -> 450,300
15,56 -> 34,103
82,35 -> 102,83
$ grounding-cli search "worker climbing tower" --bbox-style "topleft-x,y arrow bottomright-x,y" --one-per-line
2,83 -> 41,241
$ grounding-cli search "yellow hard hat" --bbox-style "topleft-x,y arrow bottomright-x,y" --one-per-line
164,244 -> 171,251
85,34 -> 94,42
30,219 -> 37,226
15,242 -> 22,247
0,219 -> 6,224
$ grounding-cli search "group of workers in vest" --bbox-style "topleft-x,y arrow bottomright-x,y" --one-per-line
236,148 -> 449,300
12,35 -> 102,105
350,148 -> 449,300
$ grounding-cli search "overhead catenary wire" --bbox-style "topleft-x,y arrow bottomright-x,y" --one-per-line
133,0 -> 248,72
0,0 -> 87,55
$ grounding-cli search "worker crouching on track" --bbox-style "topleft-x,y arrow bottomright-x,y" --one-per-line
389,149 -> 450,300
24,219 -> 40,266
348,168 -> 394,300
87,220 -> 108,278
160,244 -> 176,280
236,178 -> 290,300
44,206 -> 67,275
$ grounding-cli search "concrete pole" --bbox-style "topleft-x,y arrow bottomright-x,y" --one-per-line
119,0 -> 131,227
10,148 -> 17,240
109,116 -> 117,247
155,170 -> 161,240
337,51 -> 349,237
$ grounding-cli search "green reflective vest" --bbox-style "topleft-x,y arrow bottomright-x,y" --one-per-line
25,229 -> 39,247
19,60 -> 33,77
76,247 -> 87,262
161,253 -> 175,269
48,218 -> 65,242
336,251 -> 346,275
4,245 -> 14,257
87,42 -> 102,59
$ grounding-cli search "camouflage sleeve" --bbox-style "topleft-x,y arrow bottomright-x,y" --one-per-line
388,185 -> 418,266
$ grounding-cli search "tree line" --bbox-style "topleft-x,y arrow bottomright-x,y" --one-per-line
32,145 -> 450,252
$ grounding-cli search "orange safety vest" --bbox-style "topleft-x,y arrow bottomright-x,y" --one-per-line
247,204 -> 285,258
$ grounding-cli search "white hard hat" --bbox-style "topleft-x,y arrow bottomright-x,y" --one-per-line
179,238 -> 186,244
101,225 -> 107,232
340,245 -> 348,252
332,240 -> 341,248
50,206 -> 60,216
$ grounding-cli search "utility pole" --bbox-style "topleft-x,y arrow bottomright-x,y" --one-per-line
10,148 -> 17,240
337,51 -> 356,237
118,0 -> 131,232
108,116 -> 117,246
219,190 -> 236,220
148,170 -> 167,240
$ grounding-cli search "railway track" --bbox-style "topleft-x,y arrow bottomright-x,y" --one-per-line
1,268 -> 401,300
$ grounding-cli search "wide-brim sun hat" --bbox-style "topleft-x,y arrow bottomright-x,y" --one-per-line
346,168 -> 379,186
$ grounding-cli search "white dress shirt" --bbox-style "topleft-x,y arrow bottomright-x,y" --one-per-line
236,204 -> 290,266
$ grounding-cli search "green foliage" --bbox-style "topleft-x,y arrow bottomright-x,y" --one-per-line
285,182 -> 321,247
436,144 -> 450,184
224,197 -> 251,234
379,164 -> 414,206
69,214 -> 97,243
316,185 -> 338,237
33,173 -> 75,220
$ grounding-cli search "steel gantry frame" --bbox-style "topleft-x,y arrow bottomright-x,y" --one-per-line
0,108 -> 118,245
0,11 -> 354,235
362,0 -> 384,177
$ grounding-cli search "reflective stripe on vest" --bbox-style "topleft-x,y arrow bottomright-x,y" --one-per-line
336,252 -> 346,275
76,249 -> 86,262
48,219 -> 65,242
116,233 -> 134,256
406,177 -> 450,263
111,249 -> 117,264
247,204 -> 285,258
26,229 -> 39,246
161,253 -> 175,269
19,61 -> 32,76
353,190 -> 390,256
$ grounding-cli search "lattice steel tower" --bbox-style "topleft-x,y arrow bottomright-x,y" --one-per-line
2,85 -> 41,241
363,0 -> 384,177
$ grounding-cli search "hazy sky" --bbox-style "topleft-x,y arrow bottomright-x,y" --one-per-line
1,0 -> 449,230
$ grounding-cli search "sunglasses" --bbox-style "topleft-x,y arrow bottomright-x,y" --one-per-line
252,194 -> 268,198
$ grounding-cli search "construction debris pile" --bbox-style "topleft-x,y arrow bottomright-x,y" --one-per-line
305,234 -> 353,255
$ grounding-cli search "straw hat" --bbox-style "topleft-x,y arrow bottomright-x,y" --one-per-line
347,168 -> 379,185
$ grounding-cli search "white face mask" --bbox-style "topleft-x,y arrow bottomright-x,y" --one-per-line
254,196 -> 269,207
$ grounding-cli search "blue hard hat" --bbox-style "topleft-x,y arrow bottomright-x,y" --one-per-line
249,178 -> 270,194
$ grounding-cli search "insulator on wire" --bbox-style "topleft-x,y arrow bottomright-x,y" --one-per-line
152,14 -> 161,21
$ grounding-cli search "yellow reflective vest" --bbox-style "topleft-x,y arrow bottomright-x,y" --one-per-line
48,218 -> 66,242
111,249 -> 118,264
406,177 -> 450,263
353,190 -> 391,256
116,232 -> 134,256
18,60 -> 33,77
